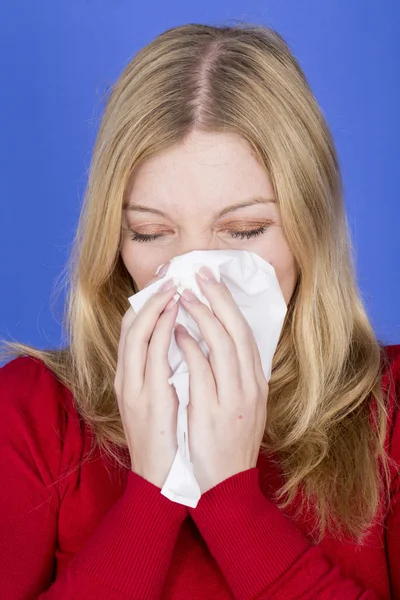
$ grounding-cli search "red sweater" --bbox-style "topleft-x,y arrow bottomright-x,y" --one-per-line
0,346 -> 399,600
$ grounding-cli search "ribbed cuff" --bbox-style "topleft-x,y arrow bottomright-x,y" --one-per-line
75,470 -> 187,598
188,468 -> 309,600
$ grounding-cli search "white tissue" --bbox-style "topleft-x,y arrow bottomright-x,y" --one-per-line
128,249 -> 287,508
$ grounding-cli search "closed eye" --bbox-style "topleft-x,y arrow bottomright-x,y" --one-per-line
128,222 -> 273,243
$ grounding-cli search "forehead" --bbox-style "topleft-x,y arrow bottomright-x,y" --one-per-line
125,131 -> 274,211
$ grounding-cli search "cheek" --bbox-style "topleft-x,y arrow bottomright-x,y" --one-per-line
275,258 -> 299,305
255,231 -> 298,305
120,240 -> 170,291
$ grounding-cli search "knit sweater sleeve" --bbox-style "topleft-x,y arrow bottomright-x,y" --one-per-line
188,344 -> 400,600
0,356 -> 187,600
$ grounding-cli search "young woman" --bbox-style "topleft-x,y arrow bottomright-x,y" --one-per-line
1,23 -> 399,600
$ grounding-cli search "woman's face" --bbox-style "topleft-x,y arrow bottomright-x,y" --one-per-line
121,130 -> 298,305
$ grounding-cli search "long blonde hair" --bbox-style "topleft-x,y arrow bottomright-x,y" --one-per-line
1,22 -> 397,544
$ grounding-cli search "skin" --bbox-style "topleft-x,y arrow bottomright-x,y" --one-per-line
121,130 -> 298,303
118,130 -> 299,492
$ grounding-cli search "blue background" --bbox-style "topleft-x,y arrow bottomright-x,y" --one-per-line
1,0 -> 399,354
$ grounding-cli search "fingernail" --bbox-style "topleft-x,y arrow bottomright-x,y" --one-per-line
159,277 -> 178,292
156,261 -> 170,277
165,293 -> 179,310
178,287 -> 199,302
196,265 -> 217,283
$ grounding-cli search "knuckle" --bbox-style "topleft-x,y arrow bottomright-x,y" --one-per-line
146,343 -> 160,371
222,338 -> 236,359
238,320 -> 253,343
200,366 -> 212,381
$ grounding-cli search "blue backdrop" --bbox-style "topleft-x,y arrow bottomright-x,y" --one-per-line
1,0 -> 399,358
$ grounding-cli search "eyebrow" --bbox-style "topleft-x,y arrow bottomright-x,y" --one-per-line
122,196 -> 276,218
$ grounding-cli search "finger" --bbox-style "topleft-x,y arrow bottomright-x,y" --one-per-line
194,272 -> 257,388
174,324 -> 217,408
123,282 -> 178,394
145,297 -> 180,406
115,261 -> 171,396
178,290 -> 242,397
115,306 -> 137,398
251,336 -> 269,396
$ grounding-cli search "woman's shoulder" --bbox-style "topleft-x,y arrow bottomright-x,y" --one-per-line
0,355 -> 86,461
0,354 -> 77,416
380,344 -> 400,482
380,343 -> 400,410
382,343 -> 400,373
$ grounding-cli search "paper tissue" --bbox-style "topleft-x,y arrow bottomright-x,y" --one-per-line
128,249 -> 288,508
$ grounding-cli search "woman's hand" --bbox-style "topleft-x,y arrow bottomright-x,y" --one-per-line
174,265 -> 269,494
114,264 -> 180,489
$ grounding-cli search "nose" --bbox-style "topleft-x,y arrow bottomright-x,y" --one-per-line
174,236 -> 229,258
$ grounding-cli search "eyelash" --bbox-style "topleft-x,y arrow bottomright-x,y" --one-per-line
129,223 -> 272,243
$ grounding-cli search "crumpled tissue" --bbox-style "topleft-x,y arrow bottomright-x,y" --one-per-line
128,249 -> 287,508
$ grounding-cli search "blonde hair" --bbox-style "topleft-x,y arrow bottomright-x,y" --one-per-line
1,22 -> 397,544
